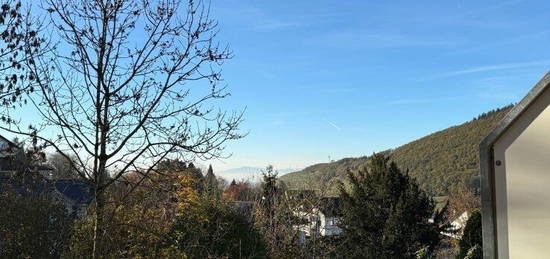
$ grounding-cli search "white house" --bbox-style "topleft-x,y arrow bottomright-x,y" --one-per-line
442,211 -> 469,239
293,197 -> 343,240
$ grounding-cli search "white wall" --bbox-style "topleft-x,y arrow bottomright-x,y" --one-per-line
494,88 -> 550,258
319,214 -> 342,236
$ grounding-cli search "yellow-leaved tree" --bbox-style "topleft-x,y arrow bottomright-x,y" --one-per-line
65,162 -> 199,258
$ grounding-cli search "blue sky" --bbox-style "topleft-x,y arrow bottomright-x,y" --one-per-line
3,0 -> 550,174
205,0 -> 550,171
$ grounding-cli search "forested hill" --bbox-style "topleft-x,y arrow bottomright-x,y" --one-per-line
280,105 -> 513,196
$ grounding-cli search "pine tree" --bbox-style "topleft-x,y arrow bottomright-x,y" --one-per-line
203,165 -> 220,200
337,154 -> 441,258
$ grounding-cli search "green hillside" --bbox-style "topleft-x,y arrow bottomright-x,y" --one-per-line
280,105 -> 513,196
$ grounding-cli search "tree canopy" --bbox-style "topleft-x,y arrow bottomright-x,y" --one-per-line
337,154 -> 442,258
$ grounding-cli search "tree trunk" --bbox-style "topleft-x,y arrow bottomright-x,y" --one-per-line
92,189 -> 105,259
92,161 -> 107,259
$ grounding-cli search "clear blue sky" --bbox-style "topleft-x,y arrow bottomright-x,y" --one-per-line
4,1 -> 550,173
206,0 -> 550,171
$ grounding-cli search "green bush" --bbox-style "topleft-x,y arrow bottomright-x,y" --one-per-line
458,210 -> 482,259
169,200 -> 267,258
0,193 -> 71,259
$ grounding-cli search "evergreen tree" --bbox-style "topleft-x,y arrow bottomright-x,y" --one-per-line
463,245 -> 482,259
337,154 -> 441,258
458,210 -> 482,259
254,166 -> 302,258
186,162 -> 204,180
203,165 -> 220,200
157,159 -> 188,172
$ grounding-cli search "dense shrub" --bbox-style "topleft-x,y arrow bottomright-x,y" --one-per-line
458,210 -> 482,259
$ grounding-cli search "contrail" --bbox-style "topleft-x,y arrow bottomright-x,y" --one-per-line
427,59 -> 550,80
327,120 -> 341,131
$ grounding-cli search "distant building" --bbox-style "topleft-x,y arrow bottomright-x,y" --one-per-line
293,196 -> 343,240
51,180 -> 95,217
0,136 -> 23,171
442,211 -> 470,239
0,135 -> 94,217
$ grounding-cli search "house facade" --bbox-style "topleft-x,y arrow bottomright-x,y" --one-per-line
441,211 -> 469,239
318,212 -> 342,236
0,136 -> 23,171
294,197 -> 343,240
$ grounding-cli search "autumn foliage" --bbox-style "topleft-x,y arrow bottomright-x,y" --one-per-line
223,180 -> 254,201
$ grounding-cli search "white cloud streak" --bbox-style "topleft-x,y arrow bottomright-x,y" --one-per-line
427,60 -> 550,80
326,120 -> 341,131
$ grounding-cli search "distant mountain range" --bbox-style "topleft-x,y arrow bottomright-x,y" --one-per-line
280,105 -> 513,196
216,166 -> 301,182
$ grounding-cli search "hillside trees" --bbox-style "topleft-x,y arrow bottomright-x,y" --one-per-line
0,0 -> 243,257
281,106 -> 512,196
337,154 -> 443,258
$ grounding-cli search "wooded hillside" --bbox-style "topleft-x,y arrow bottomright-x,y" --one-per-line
280,105 -> 513,196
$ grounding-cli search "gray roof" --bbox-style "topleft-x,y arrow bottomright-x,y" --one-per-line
0,135 -> 17,149
0,135 -> 20,158
0,176 -> 94,206
53,179 -> 94,204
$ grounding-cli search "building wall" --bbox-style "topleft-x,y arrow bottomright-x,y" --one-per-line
494,88 -> 550,258
319,214 -> 342,236
294,210 -> 343,237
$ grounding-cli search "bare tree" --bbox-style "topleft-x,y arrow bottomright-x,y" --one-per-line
0,0 -> 243,257
0,1 -> 43,108
447,184 -> 481,227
